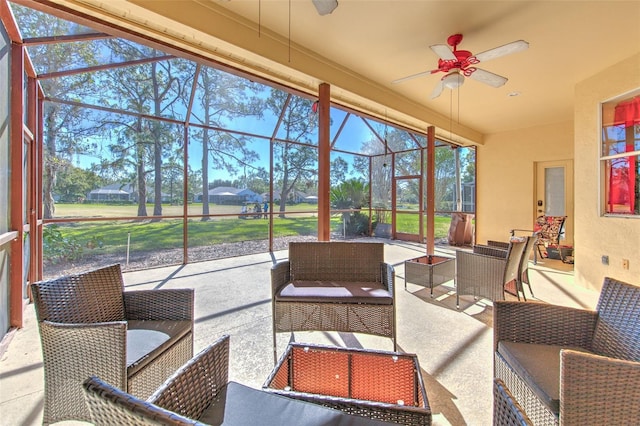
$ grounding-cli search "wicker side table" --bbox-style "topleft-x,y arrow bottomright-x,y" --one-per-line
404,255 -> 455,296
264,343 -> 431,426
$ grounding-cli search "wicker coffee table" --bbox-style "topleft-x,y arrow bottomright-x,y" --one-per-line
404,255 -> 455,297
263,343 -> 431,425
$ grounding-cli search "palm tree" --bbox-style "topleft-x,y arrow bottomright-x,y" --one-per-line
330,179 -> 370,236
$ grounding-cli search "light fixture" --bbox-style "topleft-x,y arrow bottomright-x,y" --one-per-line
442,71 -> 464,90
312,0 -> 338,15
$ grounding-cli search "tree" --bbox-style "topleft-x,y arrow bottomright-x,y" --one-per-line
190,66 -> 264,220
267,91 -> 318,217
103,39 -> 193,218
55,165 -> 105,203
330,157 -> 349,186
12,5 -> 102,218
330,179 -> 371,236
435,146 -> 456,211
461,147 -> 476,183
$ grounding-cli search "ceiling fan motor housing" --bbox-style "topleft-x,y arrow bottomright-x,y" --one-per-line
447,33 -> 464,47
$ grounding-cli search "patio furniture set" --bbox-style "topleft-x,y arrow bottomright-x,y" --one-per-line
30,240 -> 638,425
32,242 -> 431,425
405,233 -> 539,307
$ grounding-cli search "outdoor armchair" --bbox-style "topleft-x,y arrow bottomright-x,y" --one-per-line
494,277 -> 640,425
31,263 -> 194,425
479,234 -> 538,300
83,334 -> 229,425
455,239 -> 526,308
493,379 -> 533,426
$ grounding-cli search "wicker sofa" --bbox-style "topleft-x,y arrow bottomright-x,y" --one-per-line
32,263 -> 194,425
271,241 -> 396,362
494,277 -> 640,425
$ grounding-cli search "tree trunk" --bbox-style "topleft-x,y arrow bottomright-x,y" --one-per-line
137,159 -> 147,217
43,108 -> 58,219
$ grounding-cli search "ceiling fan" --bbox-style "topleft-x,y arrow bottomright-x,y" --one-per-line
393,34 -> 529,99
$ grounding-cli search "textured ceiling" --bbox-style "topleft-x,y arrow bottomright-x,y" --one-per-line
23,0 -> 640,143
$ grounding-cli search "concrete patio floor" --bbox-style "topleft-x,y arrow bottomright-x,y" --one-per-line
0,239 -> 599,425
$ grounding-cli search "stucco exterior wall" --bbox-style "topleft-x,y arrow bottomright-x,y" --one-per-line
574,53 -> 640,290
475,121 -> 573,246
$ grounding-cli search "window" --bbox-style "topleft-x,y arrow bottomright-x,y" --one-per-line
601,90 -> 640,216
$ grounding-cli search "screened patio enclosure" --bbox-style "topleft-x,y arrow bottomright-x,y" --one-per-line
5,2 -> 475,287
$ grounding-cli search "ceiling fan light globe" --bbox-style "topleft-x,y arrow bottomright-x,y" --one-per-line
443,72 -> 464,89
312,0 -> 338,15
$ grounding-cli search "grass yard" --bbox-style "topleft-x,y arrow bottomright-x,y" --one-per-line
44,203 -> 456,266
52,202 -> 321,218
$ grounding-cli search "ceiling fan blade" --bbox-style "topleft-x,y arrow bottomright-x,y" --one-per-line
392,69 -> 434,84
474,40 -> 529,63
468,68 -> 508,87
429,44 -> 457,61
430,80 -> 445,99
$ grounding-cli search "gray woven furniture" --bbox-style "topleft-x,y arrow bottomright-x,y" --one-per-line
32,263 -> 194,425
84,335 -> 394,425
481,234 -> 538,300
493,379 -> 533,426
404,255 -> 455,297
494,277 -> 640,425
84,334 -> 229,426
271,242 -> 395,362
454,239 -> 526,308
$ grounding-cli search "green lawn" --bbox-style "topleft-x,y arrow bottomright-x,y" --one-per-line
52,202 -> 321,218
44,203 -> 454,264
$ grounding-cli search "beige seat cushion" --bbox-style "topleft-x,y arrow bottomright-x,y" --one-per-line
276,281 -> 393,305
498,341 -> 592,415
126,320 -> 192,376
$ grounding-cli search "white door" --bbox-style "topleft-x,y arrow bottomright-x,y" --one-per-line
535,160 -> 573,245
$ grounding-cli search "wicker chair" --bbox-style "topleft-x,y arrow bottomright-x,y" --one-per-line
494,277 -> 640,425
480,234 -> 538,300
83,334 -> 230,426
271,242 -> 395,362
493,379 -> 533,426
32,263 -> 194,425
454,239 -> 526,308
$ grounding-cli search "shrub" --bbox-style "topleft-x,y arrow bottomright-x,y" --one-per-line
43,224 -> 83,264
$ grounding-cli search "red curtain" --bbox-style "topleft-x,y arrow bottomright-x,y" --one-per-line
610,96 -> 639,213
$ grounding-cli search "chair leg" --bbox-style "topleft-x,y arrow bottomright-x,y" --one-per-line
517,279 -> 526,302
524,271 -> 534,298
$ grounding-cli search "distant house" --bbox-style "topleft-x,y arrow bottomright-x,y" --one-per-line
207,187 -> 261,204
87,183 -> 135,202
87,183 -> 170,203
262,190 -> 315,204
